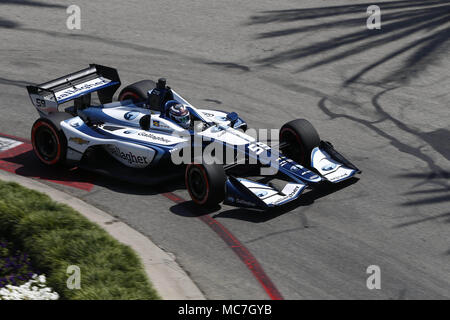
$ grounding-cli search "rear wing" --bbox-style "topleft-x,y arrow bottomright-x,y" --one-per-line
26,64 -> 121,115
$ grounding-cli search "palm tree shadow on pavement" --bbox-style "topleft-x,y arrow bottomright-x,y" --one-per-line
0,0 -> 65,8
249,1 -> 450,222
249,0 -> 450,86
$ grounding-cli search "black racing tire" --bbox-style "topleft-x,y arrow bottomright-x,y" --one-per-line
31,117 -> 68,166
185,162 -> 227,207
118,80 -> 156,103
279,119 -> 320,166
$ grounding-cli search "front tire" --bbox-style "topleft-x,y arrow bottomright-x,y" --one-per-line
279,119 -> 320,166
185,163 -> 226,207
31,118 -> 67,166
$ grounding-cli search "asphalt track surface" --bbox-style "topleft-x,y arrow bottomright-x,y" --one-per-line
1,0 -> 449,299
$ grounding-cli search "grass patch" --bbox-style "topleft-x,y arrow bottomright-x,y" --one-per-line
0,181 -> 160,300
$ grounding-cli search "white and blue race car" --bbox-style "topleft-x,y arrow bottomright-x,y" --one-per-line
27,64 -> 360,210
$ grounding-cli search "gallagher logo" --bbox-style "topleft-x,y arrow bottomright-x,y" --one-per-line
56,78 -> 110,100
108,145 -> 148,165
138,132 -> 171,144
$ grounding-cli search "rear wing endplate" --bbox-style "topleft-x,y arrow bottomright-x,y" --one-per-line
26,64 -> 121,115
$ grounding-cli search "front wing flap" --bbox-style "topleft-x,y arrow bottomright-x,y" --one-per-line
311,141 -> 361,183
224,176 -> 307,210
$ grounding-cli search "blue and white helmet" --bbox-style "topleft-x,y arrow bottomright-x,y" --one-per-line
166,100 -> 190,128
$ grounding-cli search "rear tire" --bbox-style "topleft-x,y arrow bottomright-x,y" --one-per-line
279,119 -> 320,166
185,162 -> 226,207
118,80 -> 156,103
31,118 -> 67,166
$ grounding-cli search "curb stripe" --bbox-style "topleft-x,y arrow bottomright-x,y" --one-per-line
162,192 -> 284,300
0,133 -> 94,191
0,132 -> 31,143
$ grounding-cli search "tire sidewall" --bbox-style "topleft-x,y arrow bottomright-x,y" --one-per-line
31,118 -> 67,166
118,80 -> 156,103
118,90 -> 142,103
186,164 -> 210,205
280,119 -> 320,166
280,126 -> 306,164
185,162 -> 226,206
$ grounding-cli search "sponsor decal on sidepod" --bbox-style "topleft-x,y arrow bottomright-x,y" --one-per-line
137,132 -> 172,144
69,137 -> 90,145
124,111 -> 141,121
108,145 -> 148,165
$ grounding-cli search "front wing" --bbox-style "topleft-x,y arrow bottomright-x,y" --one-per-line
224,176 -> 307,209
223,141 -> 360,210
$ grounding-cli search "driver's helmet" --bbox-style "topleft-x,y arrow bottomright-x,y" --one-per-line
167,100 -> 190,128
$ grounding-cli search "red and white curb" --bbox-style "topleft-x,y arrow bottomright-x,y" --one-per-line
0,133 -> 94,191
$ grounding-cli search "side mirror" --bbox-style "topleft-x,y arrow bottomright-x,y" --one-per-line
139,114 -> 151,131
226,112 -> 239,126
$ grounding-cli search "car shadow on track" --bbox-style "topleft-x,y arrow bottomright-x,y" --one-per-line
1,148 -> 184,195
2,145 -> 361,220
170,201 -> 222,218
170,177 -> 360,222
86,173 -> 186,196
1,150 -> 95,186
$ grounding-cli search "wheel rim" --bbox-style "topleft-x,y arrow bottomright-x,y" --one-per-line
34,124 -> 59,162
188,167 -> 206,200
186,165 -> 210,204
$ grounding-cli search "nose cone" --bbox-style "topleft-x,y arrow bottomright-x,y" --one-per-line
281,162 -> 322,183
